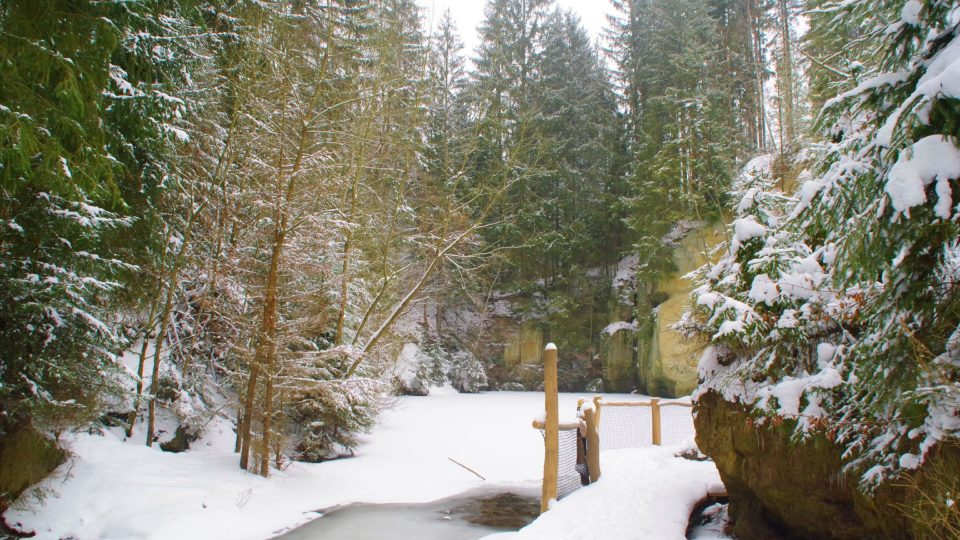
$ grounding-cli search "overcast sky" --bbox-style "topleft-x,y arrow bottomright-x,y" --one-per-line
415,0 -> 614,58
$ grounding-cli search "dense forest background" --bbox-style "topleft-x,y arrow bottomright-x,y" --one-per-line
2,5 -> 957,531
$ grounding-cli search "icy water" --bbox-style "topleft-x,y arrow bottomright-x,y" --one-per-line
275,487 -> 540,540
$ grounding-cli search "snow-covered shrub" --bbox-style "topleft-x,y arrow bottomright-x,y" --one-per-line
286,348 -> 389,462
289,376 -> 388,462
421,332 -> 451,387
449,350 -> 488,393
685,0 -> 960,484
394,331 -> 489,395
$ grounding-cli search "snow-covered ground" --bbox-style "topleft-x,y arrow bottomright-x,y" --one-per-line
486,447 -> 724,540
6,390 -> 724,540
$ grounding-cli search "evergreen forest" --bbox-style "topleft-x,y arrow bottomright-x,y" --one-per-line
1,0 -> 959,538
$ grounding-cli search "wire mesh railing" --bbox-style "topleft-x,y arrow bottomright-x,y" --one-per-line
533,344 -> 696,512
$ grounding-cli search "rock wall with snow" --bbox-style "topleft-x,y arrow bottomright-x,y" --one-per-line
694,390 -> 960,539
432,236 -> 717,396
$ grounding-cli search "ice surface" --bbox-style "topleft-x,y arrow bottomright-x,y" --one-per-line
8,392 -> 646,540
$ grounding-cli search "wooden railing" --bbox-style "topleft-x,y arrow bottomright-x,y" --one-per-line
535,344 -> 695,513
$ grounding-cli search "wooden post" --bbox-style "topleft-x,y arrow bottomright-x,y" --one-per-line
593,395 -> 603,428
541,343 -> 558,513
583,404 -> 601,483
651,398 -> 662,446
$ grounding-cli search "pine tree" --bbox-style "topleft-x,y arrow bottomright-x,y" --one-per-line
688,0 -> 960,489
0,0 -> 201,431
466,0 -> 553,284
533,10 -> 625,275
615,0 -> 739,282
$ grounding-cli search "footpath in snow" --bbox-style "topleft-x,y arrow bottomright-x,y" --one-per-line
6,390 -> 725,540
485,446 -> 724,540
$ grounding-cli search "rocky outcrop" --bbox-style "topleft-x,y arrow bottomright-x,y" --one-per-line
694,390 -> 960,539
440,220 -> 725,396
639,221 -> 726,397
0,419 -> 64,516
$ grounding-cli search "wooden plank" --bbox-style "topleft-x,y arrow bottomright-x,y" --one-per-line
531,419 -> 584,431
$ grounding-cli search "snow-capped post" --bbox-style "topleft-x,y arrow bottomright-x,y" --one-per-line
651,398 -> 662,446
582,400 -> 601,483
541,342 -> 559,513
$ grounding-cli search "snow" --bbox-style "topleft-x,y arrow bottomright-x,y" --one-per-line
601,320 -> 637,335
394,342 -> 421,387
755,367 -> 844,418
483,447 -> 723,540
899,452 -> 921,469
816,343 -> 837,367
822,71 -> 911,111
798,179 -> 825,208
935,177 -> 954,219
492,299 -> 514,317
747,274 -> 778,305
7,391 -> 711,540
730,217 -> 766,254
916,32 -> 960,100
885,135 -> 960,218
901,0 -> 922,25
777,256 -> 826,301
612,254 -> 638,292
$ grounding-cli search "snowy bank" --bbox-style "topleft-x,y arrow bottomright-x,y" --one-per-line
6,392 -> 621,540
484,446 -> 723,540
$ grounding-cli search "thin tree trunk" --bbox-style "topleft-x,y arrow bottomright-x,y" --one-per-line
334,98 -> 377,346
258,346 -> 275,477
748,0 -> 767,149
778,0 -> 795,151
238,17 -> 333,469
146,205 -> 203,446
239,178 -> 287,470
126,236 -> 169,438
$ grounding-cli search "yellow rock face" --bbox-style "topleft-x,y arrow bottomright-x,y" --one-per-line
504,322 -> 544,367
649,221 -> 727,395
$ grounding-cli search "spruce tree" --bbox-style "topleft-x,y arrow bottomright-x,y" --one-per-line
688,0 -> 960,488
533,10 -> 625,274
0,0 -> 201,430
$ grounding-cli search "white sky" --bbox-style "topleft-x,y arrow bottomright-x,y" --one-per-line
416,0 -> 614,58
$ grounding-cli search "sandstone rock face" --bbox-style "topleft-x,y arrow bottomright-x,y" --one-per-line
600,327 -> 635,392
0,420 -> 64,514
504,322 -> 543,368
641,221 -> 726,397
436,220 -> 725,396
694,390 -> 960,539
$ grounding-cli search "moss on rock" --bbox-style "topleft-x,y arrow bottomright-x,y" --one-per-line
0,420 -> 64,515
694,390 -> 960,539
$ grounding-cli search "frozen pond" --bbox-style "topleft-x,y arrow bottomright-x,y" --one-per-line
275,487 -> 540,540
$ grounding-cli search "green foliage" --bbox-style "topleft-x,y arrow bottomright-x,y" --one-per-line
287,351 -> 388,463
465,2 -> 630,295
0,0 -> 201,428
687,0 -> 960,483
607,0 -> 749,360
